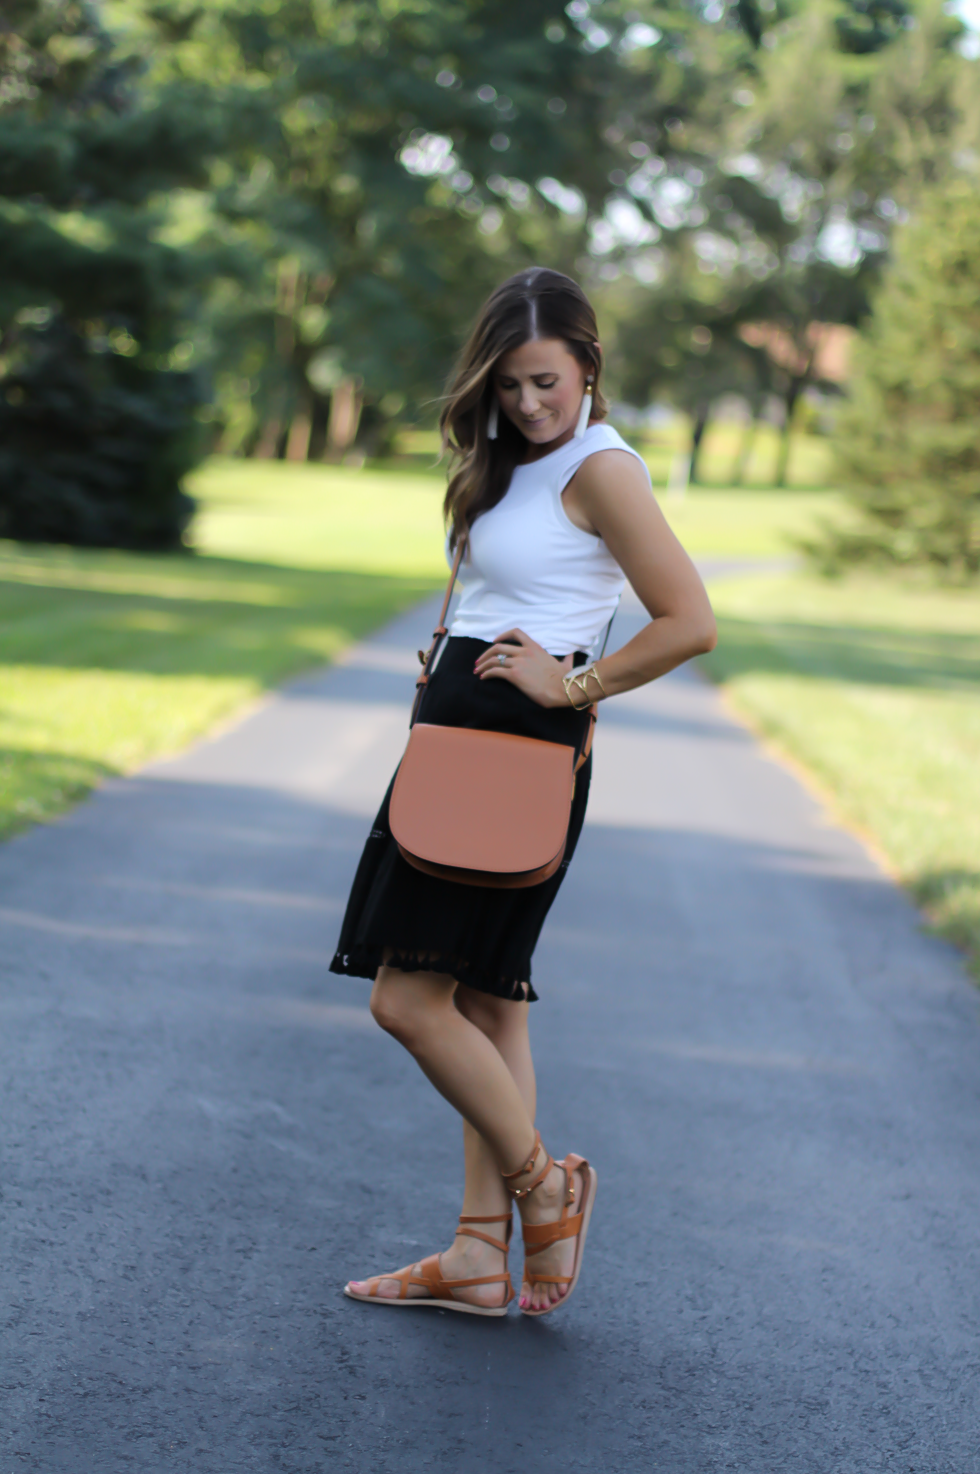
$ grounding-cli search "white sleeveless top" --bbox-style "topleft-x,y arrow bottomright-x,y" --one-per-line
449,423 -> 649,656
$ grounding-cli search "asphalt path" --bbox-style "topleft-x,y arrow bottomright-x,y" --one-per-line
2,572 -> 980,1473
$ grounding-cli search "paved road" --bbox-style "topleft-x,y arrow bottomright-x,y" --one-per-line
2,581 -> 980,1474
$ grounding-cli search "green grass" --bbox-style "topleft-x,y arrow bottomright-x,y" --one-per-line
663,488 -> 844,559
702,571 -> 980,978
188,456 -> 448,575
0,459 -> 447,839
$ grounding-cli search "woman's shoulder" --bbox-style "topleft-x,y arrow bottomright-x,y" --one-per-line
554,422 -> 651,484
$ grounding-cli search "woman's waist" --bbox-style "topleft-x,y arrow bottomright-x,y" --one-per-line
419,637 -> 592,751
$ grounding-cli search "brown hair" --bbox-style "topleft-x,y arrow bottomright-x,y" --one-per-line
440,268 -> 607,547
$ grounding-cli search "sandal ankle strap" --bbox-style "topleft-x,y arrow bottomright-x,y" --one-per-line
456,1211 -> 513,1252
501,1130 -> 541,1182
500,1131 -> 554,1201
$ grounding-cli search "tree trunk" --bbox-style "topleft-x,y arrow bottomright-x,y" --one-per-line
325,376 -> 363,460
307,392 -> 330,462
731,402 -> 761,486
775,378 -> 805,488
253,417 -> 281,460
689,400 -> 710,485
285,408 -> 312,462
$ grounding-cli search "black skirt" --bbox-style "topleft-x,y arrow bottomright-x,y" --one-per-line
329,637 -> 593,1002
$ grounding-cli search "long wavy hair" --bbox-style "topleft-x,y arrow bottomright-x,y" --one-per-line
440,268 -> 607,548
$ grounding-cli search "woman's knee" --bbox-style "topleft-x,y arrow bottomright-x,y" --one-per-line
369,968 -> 451,1047
369,976 -> 413,1041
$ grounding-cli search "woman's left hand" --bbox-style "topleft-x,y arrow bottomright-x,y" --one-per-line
474,629 -> 573,708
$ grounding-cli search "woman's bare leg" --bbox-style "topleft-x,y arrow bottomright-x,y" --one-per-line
346,967 -> 582,1312
453,987 -> 586,1312
368,967 -> 535,1161
347,967 -> 534,1306
455,983 -> 536,1216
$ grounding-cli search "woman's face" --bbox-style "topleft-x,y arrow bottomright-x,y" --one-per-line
493,337 -> 589,449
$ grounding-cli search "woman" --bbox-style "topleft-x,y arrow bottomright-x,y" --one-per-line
331,267 -> 716,1316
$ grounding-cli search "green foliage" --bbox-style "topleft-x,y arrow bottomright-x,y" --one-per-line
601,0 -> 978,483
822,175 -> 980,577
834,0 -> 912,55
0,320 -> 198,547
0,0 -> 247,548
171,0 -> 641,450
3,0 -> 979,537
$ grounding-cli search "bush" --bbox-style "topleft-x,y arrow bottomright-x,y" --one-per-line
818,175 -> 980,578
0,324 -> 199,550
0,0 -> 230,550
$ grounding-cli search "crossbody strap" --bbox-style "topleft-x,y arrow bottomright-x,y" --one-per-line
410,534 -> 468,725
409,530 -> 602,772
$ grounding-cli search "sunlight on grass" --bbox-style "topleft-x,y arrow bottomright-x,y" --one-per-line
186,457 -> 449,575
0,463 -> 449,838
703,572 -> 980,977
664,489 -> 846,558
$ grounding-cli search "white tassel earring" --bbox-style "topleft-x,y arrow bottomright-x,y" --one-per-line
573,377 -> 594,439
486,397 -> 499,440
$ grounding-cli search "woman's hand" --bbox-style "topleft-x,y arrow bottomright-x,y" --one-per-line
474,629 -> 573,708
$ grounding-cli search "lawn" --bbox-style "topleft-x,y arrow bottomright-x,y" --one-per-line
189,456 -> 448,575
0,460 -> 448,839
703,572 -> 980,978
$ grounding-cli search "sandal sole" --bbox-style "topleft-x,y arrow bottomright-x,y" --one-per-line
520,1165 -> 598,1318
343,1287 -> 509,1316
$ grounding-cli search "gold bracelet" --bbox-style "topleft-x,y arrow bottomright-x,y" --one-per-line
562,663 -> 607,709
585,663 -> 607,697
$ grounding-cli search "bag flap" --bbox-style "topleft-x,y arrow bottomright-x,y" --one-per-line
389,724 -> 575,875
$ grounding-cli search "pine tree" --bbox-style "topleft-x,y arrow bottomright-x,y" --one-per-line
825,174 -> 980,576
0,1 -> 242,549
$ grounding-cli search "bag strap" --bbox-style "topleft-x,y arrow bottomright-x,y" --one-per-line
409,530 -> 602,768
411,534 -> 467,726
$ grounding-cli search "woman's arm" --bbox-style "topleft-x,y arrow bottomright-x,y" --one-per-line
565,448 -> 717,696
474,448 -> 716,708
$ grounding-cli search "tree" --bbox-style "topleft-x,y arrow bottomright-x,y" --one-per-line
0,0 -> 255,547
599,0 -> 978,484
608,246 -> 768,483
161,0 -> 648,460
702,0 -> 978,482
817,174 -> 980,577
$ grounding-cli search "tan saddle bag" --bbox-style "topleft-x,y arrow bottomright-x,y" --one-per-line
389,536 -> 597,889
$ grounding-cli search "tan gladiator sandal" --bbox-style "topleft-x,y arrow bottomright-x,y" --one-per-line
502,1131 -> 598,1319
343,1212 -> 515,1316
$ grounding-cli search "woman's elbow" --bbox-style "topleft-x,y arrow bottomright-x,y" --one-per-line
683,611 -> 717,657
697,616 -> 718,654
